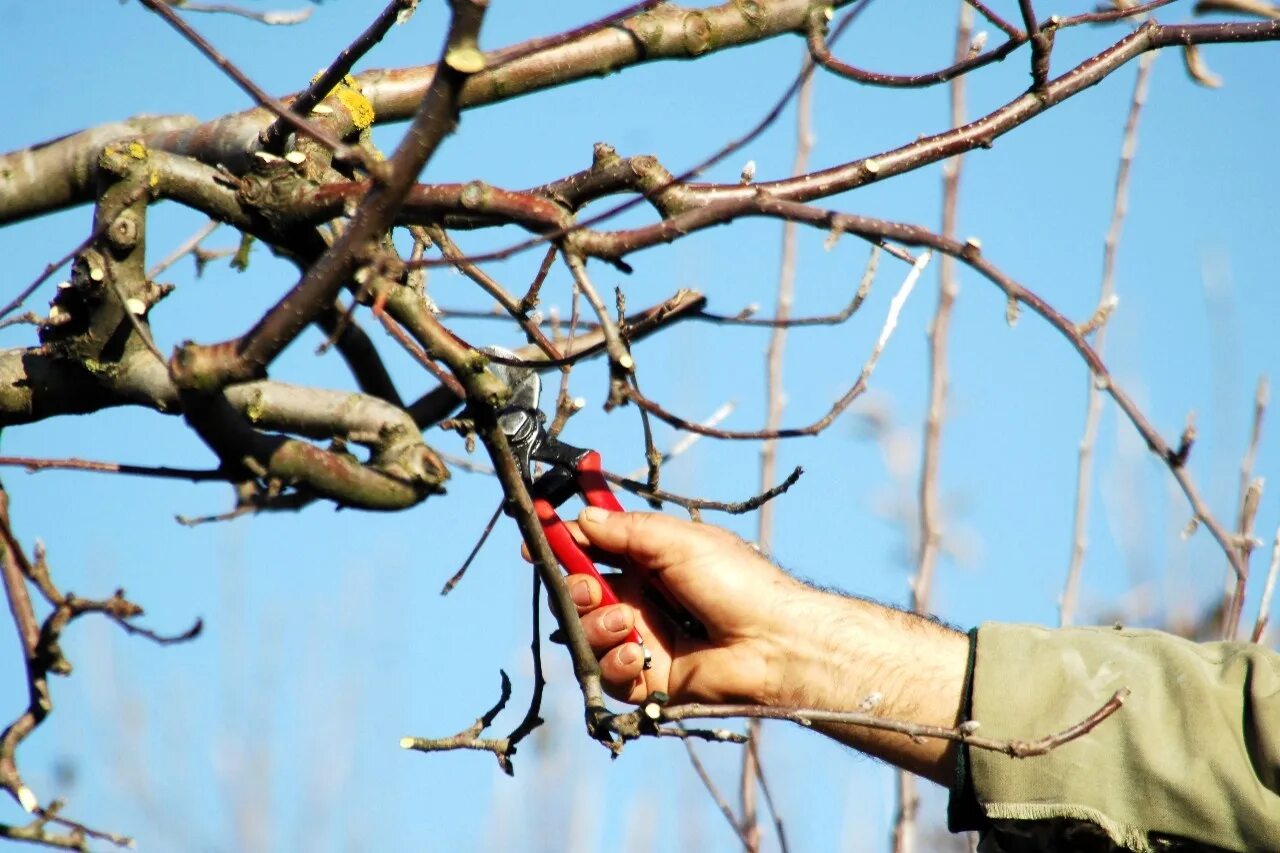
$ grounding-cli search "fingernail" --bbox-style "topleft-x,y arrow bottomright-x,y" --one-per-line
618,645 -> 638,666
604,608 -> 628,632
580,506 -> 610,524
568,578 -> 593,607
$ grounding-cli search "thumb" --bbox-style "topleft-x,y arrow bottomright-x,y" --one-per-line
575,507 -> 687,571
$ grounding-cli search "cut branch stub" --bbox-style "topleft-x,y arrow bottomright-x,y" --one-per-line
40,140 -> 162,367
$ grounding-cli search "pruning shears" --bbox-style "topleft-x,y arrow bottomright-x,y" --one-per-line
487,349 -> 706,669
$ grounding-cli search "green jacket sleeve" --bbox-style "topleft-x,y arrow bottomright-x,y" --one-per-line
950,623 -> 1280,853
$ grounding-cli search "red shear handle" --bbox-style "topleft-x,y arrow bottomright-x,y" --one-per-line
574,452 -> 708,640
574,450 -> 627,514
534,496 -> 646,652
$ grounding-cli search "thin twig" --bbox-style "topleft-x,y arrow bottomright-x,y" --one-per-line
899,8 -> 972,851
262,0 -> 417,148
0,456 -> 227,481
624,402 -> 736,480
741,43 -> 818,853
520,246 -> 559,313
136,0 -> 365,166
1061,48 -> 1156,630
1252,528 -> 1280,643
167,1 -> 313,25
428,226 -> 563,360
747,735 -> 790,853
681,730 -> 757,850
625,253 -> 931,440
147,218 -> 220,278
647,688 -> 1131,758
374,305 -> 468,399
1223,375 -> 1268,637
563,253 -> 631,408
504,566 -> 547,752
696,250 -> 876,326
440,502 -> 504,595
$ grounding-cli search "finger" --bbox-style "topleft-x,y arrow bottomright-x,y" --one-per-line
522,528 -> 623,569
565,575 -> 601,615
574,508 -> 700,570
579,603 -> 635,650
599,641 -> 646,690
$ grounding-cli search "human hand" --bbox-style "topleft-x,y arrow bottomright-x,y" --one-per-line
534,508 -> 969,784
549,508 -> 811,706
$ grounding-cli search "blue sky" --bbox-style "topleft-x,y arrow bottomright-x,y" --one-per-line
0,1 -> 1276,851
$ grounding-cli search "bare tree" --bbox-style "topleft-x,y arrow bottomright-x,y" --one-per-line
0,0 -> 1276,848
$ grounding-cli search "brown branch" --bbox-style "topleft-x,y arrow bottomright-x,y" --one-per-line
400,671 -> 517,774
759,199 -> 1252,585
0,488 -> 191,844
613,687 -> 1132,759
504,565 -> 549,753
0,181 -> 150,323
623,402 -> 736,480
169,0 -> 489,391
1,799 -> 138,851
606,466 -> 804,518
404,289 -> 706,429
1061,0 -> 1179,26
1195,0 -> 1280,17
0,0 -> 869,225
965,0 -> 1022,37
1017,0 -> 1052,90
520,246 -> 559,313
484,0 -> 665,71
547,285 -> 584,441
807,5 -> 1023,89
409,1 -> 875,270
374,305 -> 467,400
568,20 -> 1280,263
386,293 -> 614,741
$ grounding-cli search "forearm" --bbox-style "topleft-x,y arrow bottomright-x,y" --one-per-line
763,587 -> 969,785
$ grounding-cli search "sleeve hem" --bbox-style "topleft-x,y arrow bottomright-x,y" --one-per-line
947,625 -> 985,833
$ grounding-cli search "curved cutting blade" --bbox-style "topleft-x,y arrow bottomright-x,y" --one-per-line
482,346 -> 543,471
